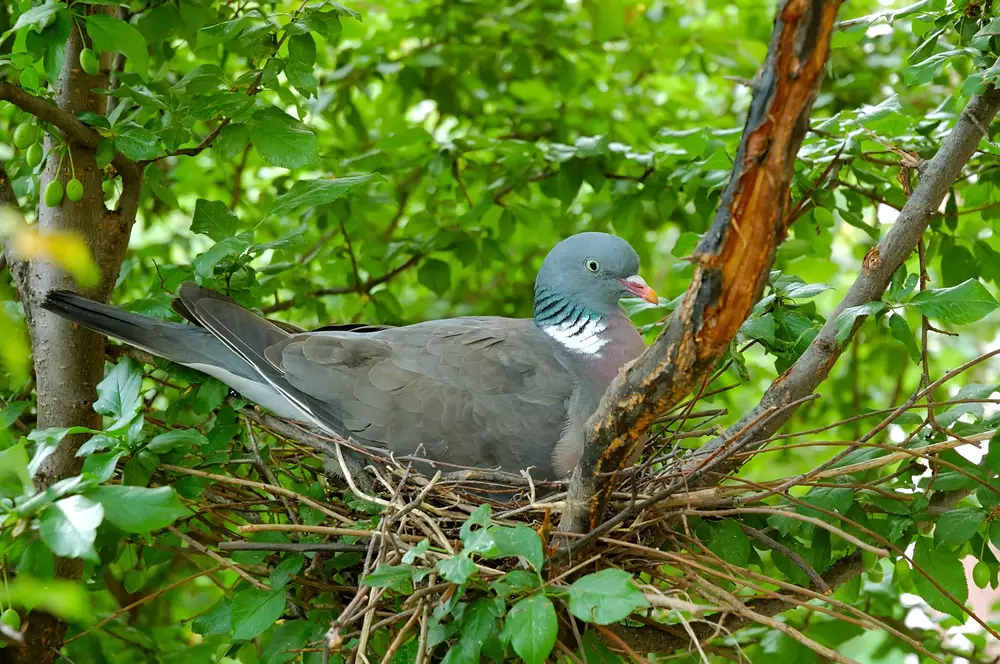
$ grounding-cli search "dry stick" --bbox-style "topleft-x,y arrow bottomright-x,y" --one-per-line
378,605 -> 423,664
167,526 -> 268,590
218,541 -> 369,553
695,578 -> 860,664
739,523 -> 828,592
161,463 -> 354,525
663,429 -> 995,508
239,523 -> 432,545
243,416 -> 300,524
64,566 -> 222,645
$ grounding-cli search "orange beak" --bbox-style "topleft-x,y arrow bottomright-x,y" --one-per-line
620,275 -> 658,304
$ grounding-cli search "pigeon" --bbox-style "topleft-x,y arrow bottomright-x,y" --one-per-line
42,232 -> 657,481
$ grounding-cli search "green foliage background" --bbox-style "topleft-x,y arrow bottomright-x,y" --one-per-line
2,0 -> 1000,662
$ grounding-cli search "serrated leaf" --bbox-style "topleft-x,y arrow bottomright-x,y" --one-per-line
249,107 -> 317,169
912,536 -> 968,621
214,123 -> 250,161
266,174 -> 378,218
438,553 -> 477,584
191,199 -> 241,241
94,357 -> 143,429
192,598 -> 231,636
909,279 -> 999,325
231,587 -> 285,641
38,495 -> 103,561
269,554 -> 304,589
261,619 -> 312,664
741,313 -> 775,344
501,595 -> 557,664
192,233 -> 252,279
934,508 -> 985,549
488,525 -> 544,571
85,485 -> 187,532
146,429 -> 209,453
566,569 -> 650,625
418,259 -> 451,295
362,565 -> 415,593
706,519 -> 751,566
888,314 -> 920,363
80,450 -> 123,482
834,301 -> 886,344
114,122 -> 164,160
86,14 -> 148,77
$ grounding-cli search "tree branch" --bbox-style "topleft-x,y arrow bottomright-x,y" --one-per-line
674,60 -> 1000,484
0,81 -> 140,182
560,0 -> 845,534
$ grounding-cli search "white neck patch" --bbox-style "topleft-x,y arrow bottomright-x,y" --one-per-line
541,316 -> 609,355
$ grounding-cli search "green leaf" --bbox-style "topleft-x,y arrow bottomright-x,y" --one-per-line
197,13 -> 260,48
81,451 -> 123,482
85,485 -> 188,532
261,619 -> 312,664
909,279 -> 999,325
86,14 -> 149,77
231,587 -> 286,641
501,595 -> 557,664
95,138 -> 117,169
0,576 -> 91,622
269,554 -> 304,589
287,33 -> 316,65
446,597 -> 504,663
38,495 -> 103,561
0,442 -> 32,498
193,233 -> 252,279
146,429 -> 209,453
490,569 -> 539,598
214,122 -> 250,161
834,301 -> 886,344
566,569 -> 650,625
7,0 -> 65,35
191,199 -> 242,241
249,107 -> 317,169
934,508 -> 985,549
489,525 -> 544,571
912,536 -> 968,621
887,314 -> 920,363
362,565 -> 415,594
192,598 -> 232,636
266,174 -> 378,218
438,553 -> 477,585
706,519 -> 751,566
114,122 -> 164,161
418,259 -> 451,295
94,357 -> 143,429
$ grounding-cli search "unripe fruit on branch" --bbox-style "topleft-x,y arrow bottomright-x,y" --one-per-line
80,48 -> 100,76
44,180 -> 64,207
13,123 -> 37,149
66,178 -> 84,202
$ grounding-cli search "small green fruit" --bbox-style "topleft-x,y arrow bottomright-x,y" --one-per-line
973,561 -> 990,589
893,559 -> 911,585
13,123 -> 37,149
1,608 -> 20,630
66,178 -> 84,202
44,180 -> 64,207
102,179 -> 114,200
26,143 -> 43,167
862,549 -> 879,571
867,562 -> 883,582
79,48 -> 100,76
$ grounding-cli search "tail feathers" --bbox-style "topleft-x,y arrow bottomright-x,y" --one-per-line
42,290 -> 241,373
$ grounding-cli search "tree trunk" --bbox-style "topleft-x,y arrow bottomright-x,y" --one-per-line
2,7 -> 142,662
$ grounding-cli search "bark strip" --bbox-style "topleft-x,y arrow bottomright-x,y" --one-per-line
674,63 -> 1000,484
560,0 -> 845,533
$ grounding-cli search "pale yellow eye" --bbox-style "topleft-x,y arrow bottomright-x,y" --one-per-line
585,259 -> 600,272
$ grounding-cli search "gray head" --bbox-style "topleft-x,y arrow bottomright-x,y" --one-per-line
534,232 -> 657,321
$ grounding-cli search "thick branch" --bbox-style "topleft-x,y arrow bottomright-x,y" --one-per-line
0,82 -> 140,182
676,62 -> 1000,482
560,0 -> 845,533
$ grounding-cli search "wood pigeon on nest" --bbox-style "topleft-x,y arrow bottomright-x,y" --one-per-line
43,232 -> 657,481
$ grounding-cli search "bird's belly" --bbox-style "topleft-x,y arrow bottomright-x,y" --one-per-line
186,362 -> 305,421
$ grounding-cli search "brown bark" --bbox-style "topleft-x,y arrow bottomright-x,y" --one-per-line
560,0 -> 845,534
1,7 -> 143,662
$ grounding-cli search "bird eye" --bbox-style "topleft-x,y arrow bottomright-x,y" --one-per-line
585,259 -> 600,272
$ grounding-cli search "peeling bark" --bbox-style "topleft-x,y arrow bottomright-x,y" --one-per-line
560,0 -> 845,533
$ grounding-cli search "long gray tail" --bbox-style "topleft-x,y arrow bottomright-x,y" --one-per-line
41,290 -> 249,376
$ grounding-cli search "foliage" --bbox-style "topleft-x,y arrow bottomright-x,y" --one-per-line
1,0 -> 1000,662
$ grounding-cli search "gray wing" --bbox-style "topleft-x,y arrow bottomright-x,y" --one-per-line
267,318 -> 579,479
